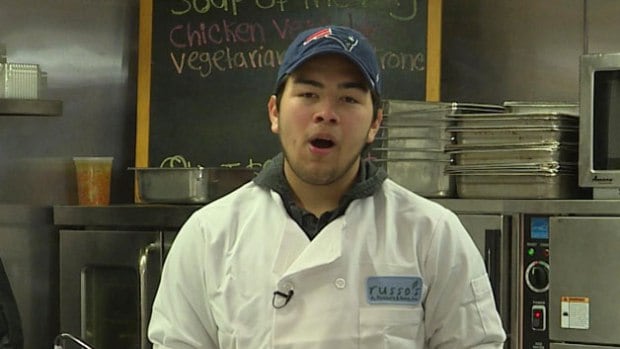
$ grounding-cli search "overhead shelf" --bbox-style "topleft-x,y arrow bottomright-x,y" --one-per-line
0,98 -> 63,116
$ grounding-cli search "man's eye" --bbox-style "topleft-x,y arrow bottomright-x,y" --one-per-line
343,96 -> 359,104
300,92 -> 317,98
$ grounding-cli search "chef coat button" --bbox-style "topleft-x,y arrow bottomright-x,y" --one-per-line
281,282 -> 294,291
334,278 -> 346,289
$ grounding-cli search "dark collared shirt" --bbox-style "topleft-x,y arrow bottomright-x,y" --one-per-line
253,153 -> 387,240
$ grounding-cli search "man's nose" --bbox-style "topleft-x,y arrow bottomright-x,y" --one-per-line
313,99 -> 339,124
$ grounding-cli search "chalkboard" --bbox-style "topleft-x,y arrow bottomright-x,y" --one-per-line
136,0 -> 441,169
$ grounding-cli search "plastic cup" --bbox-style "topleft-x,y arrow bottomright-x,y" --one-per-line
73,157 -> 113,206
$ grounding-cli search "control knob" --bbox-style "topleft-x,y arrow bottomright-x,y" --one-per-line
525,261 -> 550,293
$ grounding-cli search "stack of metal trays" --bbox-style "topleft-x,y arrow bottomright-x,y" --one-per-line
445,102 -> 585,199
370,100 -> 504,198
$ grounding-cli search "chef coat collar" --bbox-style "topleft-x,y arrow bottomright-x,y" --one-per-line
253,153 -> 387,239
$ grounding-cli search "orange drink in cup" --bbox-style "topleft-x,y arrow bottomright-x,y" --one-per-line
73,157 -> 113,205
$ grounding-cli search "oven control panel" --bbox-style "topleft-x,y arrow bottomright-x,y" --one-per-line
522,215 -> 550,348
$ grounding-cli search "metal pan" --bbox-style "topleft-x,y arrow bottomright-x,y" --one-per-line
449,127 -> 578,145
453,173 -> 586,199
374,158 -> 455,198
130,167 -> 256,204
445,162 -> 577,174
451,113 -> 579,127
380,125 -> 454,140
382,117 -> 455,127
374,136 -> 453,151
502,101 -> 579,116
371,148 -> 452,161
447,145 -> 578,165
382,100 -> 505,116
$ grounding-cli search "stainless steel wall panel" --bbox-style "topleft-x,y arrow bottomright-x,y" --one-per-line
0,0 -> 138,205
442,0 -> 584,104
585,0 -> 620,53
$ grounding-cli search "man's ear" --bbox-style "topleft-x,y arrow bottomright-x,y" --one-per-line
268,95 -> 279,134
367,108 -> 383,143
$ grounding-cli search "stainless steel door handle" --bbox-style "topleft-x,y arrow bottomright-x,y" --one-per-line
139,241 -> 161,349
54,333 -> 95,349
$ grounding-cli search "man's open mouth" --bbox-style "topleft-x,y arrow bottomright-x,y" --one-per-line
311,138 -> 335,149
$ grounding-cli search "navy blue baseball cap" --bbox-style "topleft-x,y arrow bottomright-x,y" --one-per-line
275,26 -> 381,96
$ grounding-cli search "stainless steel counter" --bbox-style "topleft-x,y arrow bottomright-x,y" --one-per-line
53,199 -> 620,230
53,204 -> 202,228
434,199 -> 620,215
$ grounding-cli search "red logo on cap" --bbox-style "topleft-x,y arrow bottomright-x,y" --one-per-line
303,28 -> 332,45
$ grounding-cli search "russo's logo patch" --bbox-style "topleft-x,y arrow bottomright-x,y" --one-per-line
366,276 -> 423,305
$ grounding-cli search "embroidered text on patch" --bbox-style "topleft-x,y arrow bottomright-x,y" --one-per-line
366,276 -> 423,305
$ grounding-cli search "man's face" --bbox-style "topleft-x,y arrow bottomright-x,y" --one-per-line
268,54 -> 382,187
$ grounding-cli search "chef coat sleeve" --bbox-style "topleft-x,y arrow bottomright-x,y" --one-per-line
148,214 -> 219,349
423,210 -> 506,348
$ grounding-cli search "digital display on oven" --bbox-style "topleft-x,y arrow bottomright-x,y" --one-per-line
530,217 -> 549,240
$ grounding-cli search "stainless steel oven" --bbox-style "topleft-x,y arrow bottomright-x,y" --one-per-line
437,199 -> 620,349
548,216 -> 620,349
59,229 -> 176,349
518,210 -> 620,349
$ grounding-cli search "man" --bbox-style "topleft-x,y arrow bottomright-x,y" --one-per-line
148,25 -> 506,348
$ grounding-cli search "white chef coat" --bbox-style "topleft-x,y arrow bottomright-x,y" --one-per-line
148,179 -> 506,348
